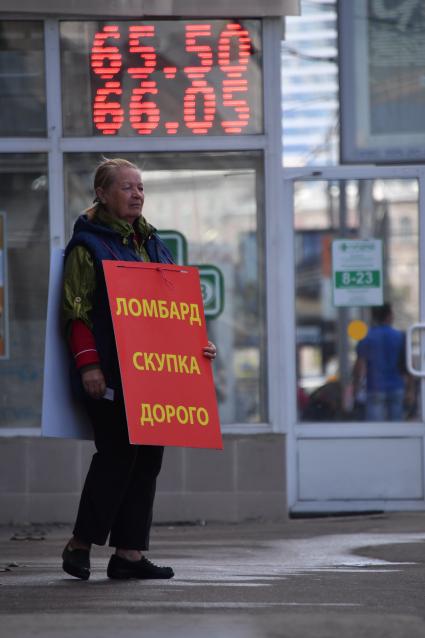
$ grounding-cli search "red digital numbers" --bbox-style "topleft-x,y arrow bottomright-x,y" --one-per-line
91,25 -> 122,79
184,24 -> 213,78
218,23 -> 251,134
183,24 -> 216,134
129,83 -> 160,135
127,25 -> 156,79
90,22 -> 254,136
184,81 -> 216,134
91,26 -> 124,134
127,25 -> 159,134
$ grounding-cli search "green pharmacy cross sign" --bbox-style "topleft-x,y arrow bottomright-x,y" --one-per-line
158,230 -> 224,320
156,230 -> 188,266
198,265 -> 224,320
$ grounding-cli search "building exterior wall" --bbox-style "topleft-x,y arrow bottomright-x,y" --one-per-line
0,9 -> 290,523
0,434 -> 286,524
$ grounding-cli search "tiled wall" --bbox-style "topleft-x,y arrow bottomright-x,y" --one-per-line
0,434 -> 287,524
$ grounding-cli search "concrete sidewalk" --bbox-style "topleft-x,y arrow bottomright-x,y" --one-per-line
1,512 -> 425,637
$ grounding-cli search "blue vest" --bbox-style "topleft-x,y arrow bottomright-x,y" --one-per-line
65,214 -> 173,395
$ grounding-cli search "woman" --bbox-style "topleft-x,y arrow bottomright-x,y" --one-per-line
61,158 -> 216,580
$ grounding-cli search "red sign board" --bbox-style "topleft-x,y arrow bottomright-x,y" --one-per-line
103,260 -> 222,449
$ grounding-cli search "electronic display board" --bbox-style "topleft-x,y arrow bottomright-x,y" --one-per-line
60,20 -> 262,137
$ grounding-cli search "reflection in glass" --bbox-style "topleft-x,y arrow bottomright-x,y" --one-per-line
0,154 -> 49,427
295,178 -> 420,423
64,152 -> 266,424
341,1 -> 425,162
0,21 -> 46,136
282,0 -> 338,167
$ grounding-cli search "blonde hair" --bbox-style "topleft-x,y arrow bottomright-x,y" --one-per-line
85,157 -> 140,219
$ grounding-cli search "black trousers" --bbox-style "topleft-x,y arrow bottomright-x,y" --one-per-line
73,395 -> 164,550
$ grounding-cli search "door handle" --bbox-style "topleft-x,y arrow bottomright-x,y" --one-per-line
406,323 -> 425,377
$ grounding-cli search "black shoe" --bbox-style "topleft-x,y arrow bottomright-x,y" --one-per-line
107,554 -> 174,580
62,544 -> 90,580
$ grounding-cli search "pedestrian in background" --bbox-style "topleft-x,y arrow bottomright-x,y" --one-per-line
352,303 -> 413,421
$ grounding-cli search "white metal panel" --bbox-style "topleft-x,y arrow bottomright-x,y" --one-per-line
45,20 -> 65,249
298,438 -> 424,501
0,140 -> 51,152
0,212 -> 10,360
263,18 -> 285,433
281,175 -> 298,510
296,422 -> 425,438
60,136 -> 267,153
291,499 -> 425,514
1,0 -> 300,17
418,170 -> 425,421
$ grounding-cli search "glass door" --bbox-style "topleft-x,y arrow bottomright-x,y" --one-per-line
283,166 -> 425,513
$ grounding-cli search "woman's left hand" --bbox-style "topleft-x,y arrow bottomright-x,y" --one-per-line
203,340 -> 217,360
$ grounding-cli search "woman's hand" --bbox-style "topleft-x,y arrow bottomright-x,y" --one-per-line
202,340 -> 217,361
81,366 -> 106,400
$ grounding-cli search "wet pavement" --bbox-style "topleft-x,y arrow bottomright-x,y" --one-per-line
1,513 -> 425,637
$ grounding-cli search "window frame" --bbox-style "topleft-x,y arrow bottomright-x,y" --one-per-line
0,16 -> 285,436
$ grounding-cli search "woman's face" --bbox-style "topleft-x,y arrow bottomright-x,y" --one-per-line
97,167 -> 145,224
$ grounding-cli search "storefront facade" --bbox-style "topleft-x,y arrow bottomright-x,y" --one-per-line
0,1 -> 299,523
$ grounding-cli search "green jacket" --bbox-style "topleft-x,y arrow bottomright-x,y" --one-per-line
62,207 -> 151,332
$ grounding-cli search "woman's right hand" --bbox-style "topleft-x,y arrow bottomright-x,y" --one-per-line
81,366 -> 106,400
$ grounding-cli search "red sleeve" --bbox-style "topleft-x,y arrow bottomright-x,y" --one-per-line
69,320 -> 100,369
